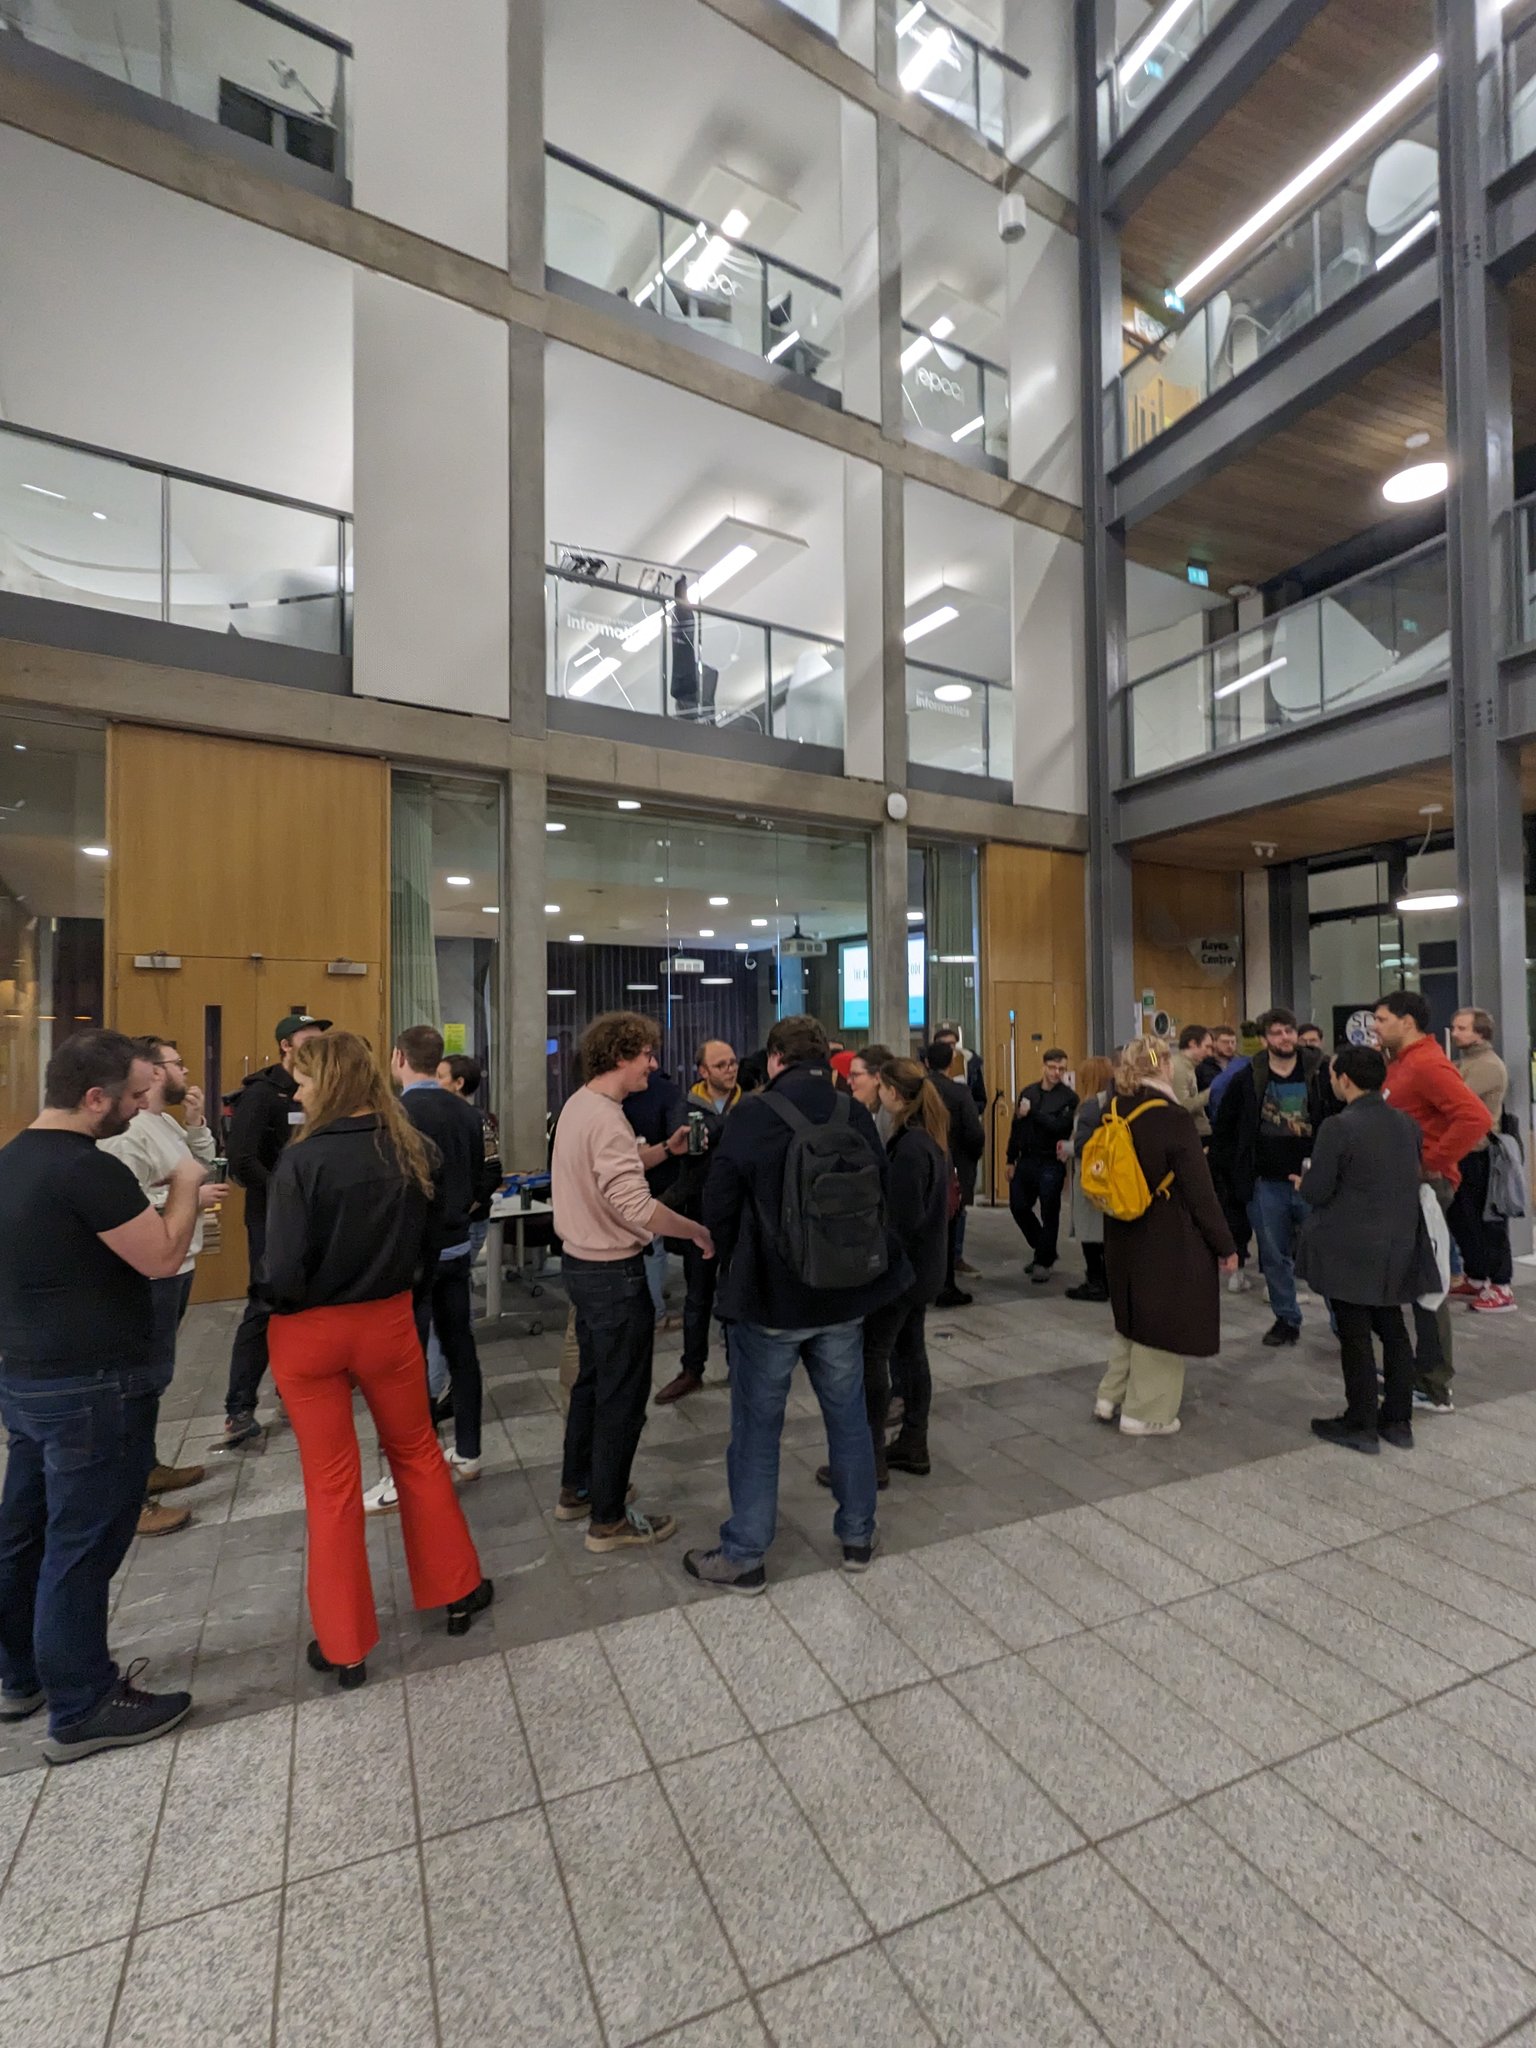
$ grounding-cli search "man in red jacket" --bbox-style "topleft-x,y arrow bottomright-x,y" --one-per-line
1375,991 -> 1493,1415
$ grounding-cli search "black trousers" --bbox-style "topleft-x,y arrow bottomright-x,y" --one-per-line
1010,1158 -> 1065,1266
1448,1147 -> 1513,1286
867,1295 -> 932,1446
1332,1300 -> 1414,1432
225,1215 -> 270,1421
413,1254 -> 482,1461
680,1240 -> 719,1377
1082,1242 -> 1107,1291
561,1253 -> 653,1524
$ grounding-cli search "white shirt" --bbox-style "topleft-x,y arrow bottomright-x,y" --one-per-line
99,1111 -> 218,1274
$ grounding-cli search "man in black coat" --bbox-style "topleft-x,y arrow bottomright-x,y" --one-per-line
1006,1049 -> 1078,1283
922,1039 -> 985,1306
221,1011 -> 330,1448
654,1038 -> 743,1405
683,1014 -> 909,1596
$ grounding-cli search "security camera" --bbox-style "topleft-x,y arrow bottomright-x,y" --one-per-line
998,192 -> 1028,244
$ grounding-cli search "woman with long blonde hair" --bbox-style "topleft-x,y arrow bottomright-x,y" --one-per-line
261,1032 -> 491,1687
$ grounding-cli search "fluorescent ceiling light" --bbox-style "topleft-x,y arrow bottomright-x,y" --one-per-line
904,604 -> 959,645
547,988 -> 576,996
899,314 -> 956,376
92,511 -> 106,521
709,896 -> 729,906
951,415 -> 985,443
901,23 -> 957,92
1383,460 -> 1448,504
895,1 -> 926,34
765,329 -> 801,364
1375,209 -> 1437,270
702,976 -> 733,985
1173,51 -> 1441,302
22,483 -> 65,500
569,933 -> 585,942
546,821 -> 566,833
482,905 -> 499,914
907,909 -> 923,921
937,954 -> 976,964
81,844 -> 109,858
933,682 -> 973,703
445,875 -> 472,887
1397,890 -> 1460,912
735,942 -> 749,951
690,543 -> 758,602
626,983 -> 659,992
568,656 -> 618,699
1118,0 -> 1200,86
720,206 -> 751,239
751,917 -> 768,927
1213,655 -> 1287,701
685,212 -> 748,293
617,798 -> 642,810
544,903 -> 560,913
930,315 -> 955,341
699,928 -> 715,938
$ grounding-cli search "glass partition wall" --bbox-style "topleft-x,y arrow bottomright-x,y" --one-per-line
389,773 -> 501,1104
900,324 -> 1007,464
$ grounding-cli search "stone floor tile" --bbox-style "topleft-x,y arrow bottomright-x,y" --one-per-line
600,1608 -> 750,1764
1025,1632 -> 1258,1798
648,2005 -> 771,2047
0,1767 -> 41,1884
946,1657 -> 1174,1841
286,1681 -> 416,1881
685,1597 -> 842,1733
1234,1569 -> 1473,1700
141,1705 -> 292,1926
404,1655 -> 536,1836
1401,1416 -> 1536,1489
1355,1534 -> 1536,1649
424,1810 -> 600,2047
0,1939 -> 125,2048
1407,1515 -> 1536,1600
757,1945 -> 939,2046
1321,1445 -> 1483,1518
1370,1439 -> 1517,1503
1422,1678 -> 1536,1780
1094,1490 -> 1271,1586
912,1536 -> 1082,1652
1097,1608 -> 1332,1764
766,1711 -> 981,1932
1198,1468 -> 1385,1550
0,1743 -> 170,1972
1287,1547 -> 1526,1673
1003,1849 -> 1272,2047
509,1629 -> 649,1799
975,1521 -> 1147,1627
848,1552 -> 1009,1674
276,1848 -> 434,2048
1034,1506 -> 1214,1604
1450,1500 -> 1536,1559
112,1893 -> 280,2046
858,1682 -> 1085,1883
1492,1654 -> 1536,1710
1197,1771 -> 1536,2044
1103,1808 -> 1440,2048
547,1771 -> 743,2042
769,1576 -> 929,1701
1255,1449 -> 1428,1532
1164,1588 -> 1402,1731
1152,1477 -> 1326,1566
884,1893 -> 1105,2047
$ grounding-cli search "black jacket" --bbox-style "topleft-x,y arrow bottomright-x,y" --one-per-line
1296,1093 -> 1440,1307
226,1061 -> 303,1243
665,1086 -> 743,1232
260,1116 -> 435,1312
1007,1080 -> 1079,1165
886,1122 -> 949,1304
703,1059 -> 911,1328
623,1070 -> 683,1199
401,1083 -> 487,1254
929,1072 -> 985,1204
1210,1047 -> 1338,1206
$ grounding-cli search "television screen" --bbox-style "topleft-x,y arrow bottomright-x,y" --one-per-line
839,936 -> 925,1030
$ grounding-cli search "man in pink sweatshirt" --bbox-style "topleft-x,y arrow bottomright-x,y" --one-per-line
553,1012 -> 713,1553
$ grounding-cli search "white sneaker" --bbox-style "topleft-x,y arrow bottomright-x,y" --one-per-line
1119,1415 -> 1181,1436
1093,1398 -> 1119,1422
1226,1268 -> 1250,1294
363,1471 -> 399,1514
444,1448 -> 482,1482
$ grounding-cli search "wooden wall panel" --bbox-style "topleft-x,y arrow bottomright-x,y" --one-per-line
1133,863 -> 1243,1034
980,846 -> 1088,1202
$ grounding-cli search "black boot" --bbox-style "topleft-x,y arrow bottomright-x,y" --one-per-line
446,1577 -> 495,1637
885,1428 -> 930,1476
307,1639 -> 367,1690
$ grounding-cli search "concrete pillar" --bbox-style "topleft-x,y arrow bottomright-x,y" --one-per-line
1241,869 -> 1271,1021
507,0 -> 545,295
839,0 -> 877,71
1267,863 -> 1311,1019
508,323 -> 547,743
870,812 -> 911,1049
501,765 -> 548,1172
839,102 -> 902,429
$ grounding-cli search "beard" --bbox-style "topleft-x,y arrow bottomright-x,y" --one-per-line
93,1102 -> 136,1140
161,1075 -> 188,1106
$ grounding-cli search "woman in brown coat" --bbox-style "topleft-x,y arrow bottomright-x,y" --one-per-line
1097,1037 -> 1238,1437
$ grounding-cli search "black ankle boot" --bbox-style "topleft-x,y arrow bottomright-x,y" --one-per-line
307,1639 -> 367,1690
446,1577 -> 495,1637
885,1428 -> 930,1476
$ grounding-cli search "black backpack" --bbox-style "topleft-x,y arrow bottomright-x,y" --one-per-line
761,1092 -> 889,1292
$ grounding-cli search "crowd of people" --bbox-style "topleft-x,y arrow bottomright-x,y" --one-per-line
0,986 -> 1519,1753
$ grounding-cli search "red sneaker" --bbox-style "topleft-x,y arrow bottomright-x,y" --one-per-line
1448,1276 -> 1482,1299
1470,1284 -> 1517,1314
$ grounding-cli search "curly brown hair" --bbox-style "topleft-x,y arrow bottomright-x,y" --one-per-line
579,1010 -> 660,1078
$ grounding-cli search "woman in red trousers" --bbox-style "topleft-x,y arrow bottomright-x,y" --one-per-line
263,1032 -> 491,1687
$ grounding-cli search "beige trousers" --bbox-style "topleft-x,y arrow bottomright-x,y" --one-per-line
1097,1332 -> 1185,1427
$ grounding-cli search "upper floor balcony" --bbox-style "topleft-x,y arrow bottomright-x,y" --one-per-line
900,319 -> 1008,469
894,3 -> 1019,155
1099,0 -> 1242,150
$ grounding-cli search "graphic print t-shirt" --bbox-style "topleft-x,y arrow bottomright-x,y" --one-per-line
1254,1068 -> 1314,1183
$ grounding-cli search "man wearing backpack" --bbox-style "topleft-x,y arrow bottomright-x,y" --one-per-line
683,1014 -> 910,1595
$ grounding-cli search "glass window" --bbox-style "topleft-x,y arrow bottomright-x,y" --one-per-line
916,841 -> 980,1055
545,796 -> 870,1105
0,713 -> 105,1145
389,773 -> 501,1100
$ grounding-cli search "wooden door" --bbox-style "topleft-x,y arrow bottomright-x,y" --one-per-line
255,961 -> 388,1057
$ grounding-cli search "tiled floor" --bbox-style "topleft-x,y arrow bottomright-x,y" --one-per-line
4,1211 -> 1536,2043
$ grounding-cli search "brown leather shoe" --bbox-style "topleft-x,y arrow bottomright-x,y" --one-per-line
655,1371 -> 704,1406
137,1501 -> 191,1537
146,1461 -> 206,1495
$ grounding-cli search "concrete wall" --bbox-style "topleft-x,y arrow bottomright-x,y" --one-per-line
1012,525 -> 1085,816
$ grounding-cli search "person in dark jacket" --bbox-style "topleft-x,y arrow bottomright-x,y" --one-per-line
1096,1037 -> 1238,1436
923,1039 -> 985,1307
220,1012 -> 330,1449
684,1014 -> 909,1595
1006,1049 -> 1078,1282
655,1038 -> 744,1405
1065,1055 -> 1115,1303
1297,1045 -> 1439,1454
262,1032 -> 491,1689
624,1064 -> 685,1325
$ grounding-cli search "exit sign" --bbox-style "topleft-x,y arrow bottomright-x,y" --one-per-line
1186,563 -> 1210,588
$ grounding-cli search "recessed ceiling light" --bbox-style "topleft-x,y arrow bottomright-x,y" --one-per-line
481,905 -> 499,914
937,954 -> 976,964
1382,460 -> 1448,505
1213,654 -> 1288,701
751,917 -> 768,927
933,682 -> 973,703
21,483 -> 64,500
699,929 -> 715,938
11,743 -> 24,753
735,942 -> 749,952
626,983 -> 659,992
569,933 -> 585,943
445,875 -> 472,887
546,821 -> 566,833
92,511 -> 107,522
617,799 -> 642,811
1405,431 -> 1431,450
709,895 -> 729,906
1227,582 -> 1255,598
702,977 -> 733,985
81,845 -> 109,858
906,909 -> 923,922
545,903 -> 560,914
1396,891 -> 1460,912
904,605 -> 958,645
547,988 -> 576,996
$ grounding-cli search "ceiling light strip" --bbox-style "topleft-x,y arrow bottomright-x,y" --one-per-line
1374,209 -> 1438,271
1117,0 -> 1201,88
1212,654 -> 1287,701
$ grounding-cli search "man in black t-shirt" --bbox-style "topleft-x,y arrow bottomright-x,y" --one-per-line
0,1030 -> 220,1763
1006,1050 -> 1080,1283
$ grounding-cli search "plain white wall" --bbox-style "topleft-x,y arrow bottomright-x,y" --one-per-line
1006,213 -> 1080,505
1011,525 -> 1085,814
351,0 -> 509,265
353,272 -> 510,717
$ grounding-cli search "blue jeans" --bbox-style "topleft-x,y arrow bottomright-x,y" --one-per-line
644,1237 -> 668,1317
0,1364 -> 159,1730
719,1321 -> 876,1566
1247,1179 -> 1310,1328
427,1222 -> 489,1398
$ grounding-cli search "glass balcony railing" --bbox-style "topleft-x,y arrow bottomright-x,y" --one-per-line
1121,538 -> 1448,780
546,564 -> 845,752
894,3 -> 1016,153
900,323 -> 1007,464
1099,0 -> 1241,148
908,663 -> 1011,779
546,149 -> 843,398
1119,104 -> 1439,460
774,0 -> 838,34
0,0 -> 349,176
1509,7 -> 1536,168
0,421 -> 351,655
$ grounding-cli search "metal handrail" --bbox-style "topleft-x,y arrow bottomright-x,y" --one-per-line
904,3 -> 1032,84
899,319 -> 1004,381
236,0 -> 352,57
0,417 -> 350,524
908,656 -> 1006,690
546,563 -> 842,651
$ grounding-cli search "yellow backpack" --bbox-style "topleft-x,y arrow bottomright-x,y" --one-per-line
1079,1099 -> 1175,1221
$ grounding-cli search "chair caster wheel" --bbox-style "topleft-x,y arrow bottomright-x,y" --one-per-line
530,1284 -> 544,1298
530,1320 -> 544,1335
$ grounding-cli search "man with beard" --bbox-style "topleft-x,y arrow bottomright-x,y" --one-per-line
0,1031 -> 219,1761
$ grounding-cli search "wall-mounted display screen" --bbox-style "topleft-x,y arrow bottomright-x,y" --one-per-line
839,935 -> 925,1031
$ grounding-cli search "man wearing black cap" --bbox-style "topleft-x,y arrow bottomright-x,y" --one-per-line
219,1012 -> 329,1449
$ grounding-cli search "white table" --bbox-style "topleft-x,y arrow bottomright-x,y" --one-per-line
484,1195 -> 554,1326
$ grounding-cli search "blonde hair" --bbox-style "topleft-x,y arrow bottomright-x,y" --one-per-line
1077,1054 -> 1114,1100
1114,1035 -> 1171,1096
879,1058 -> 951,1154
291,1031 -> 436,1199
